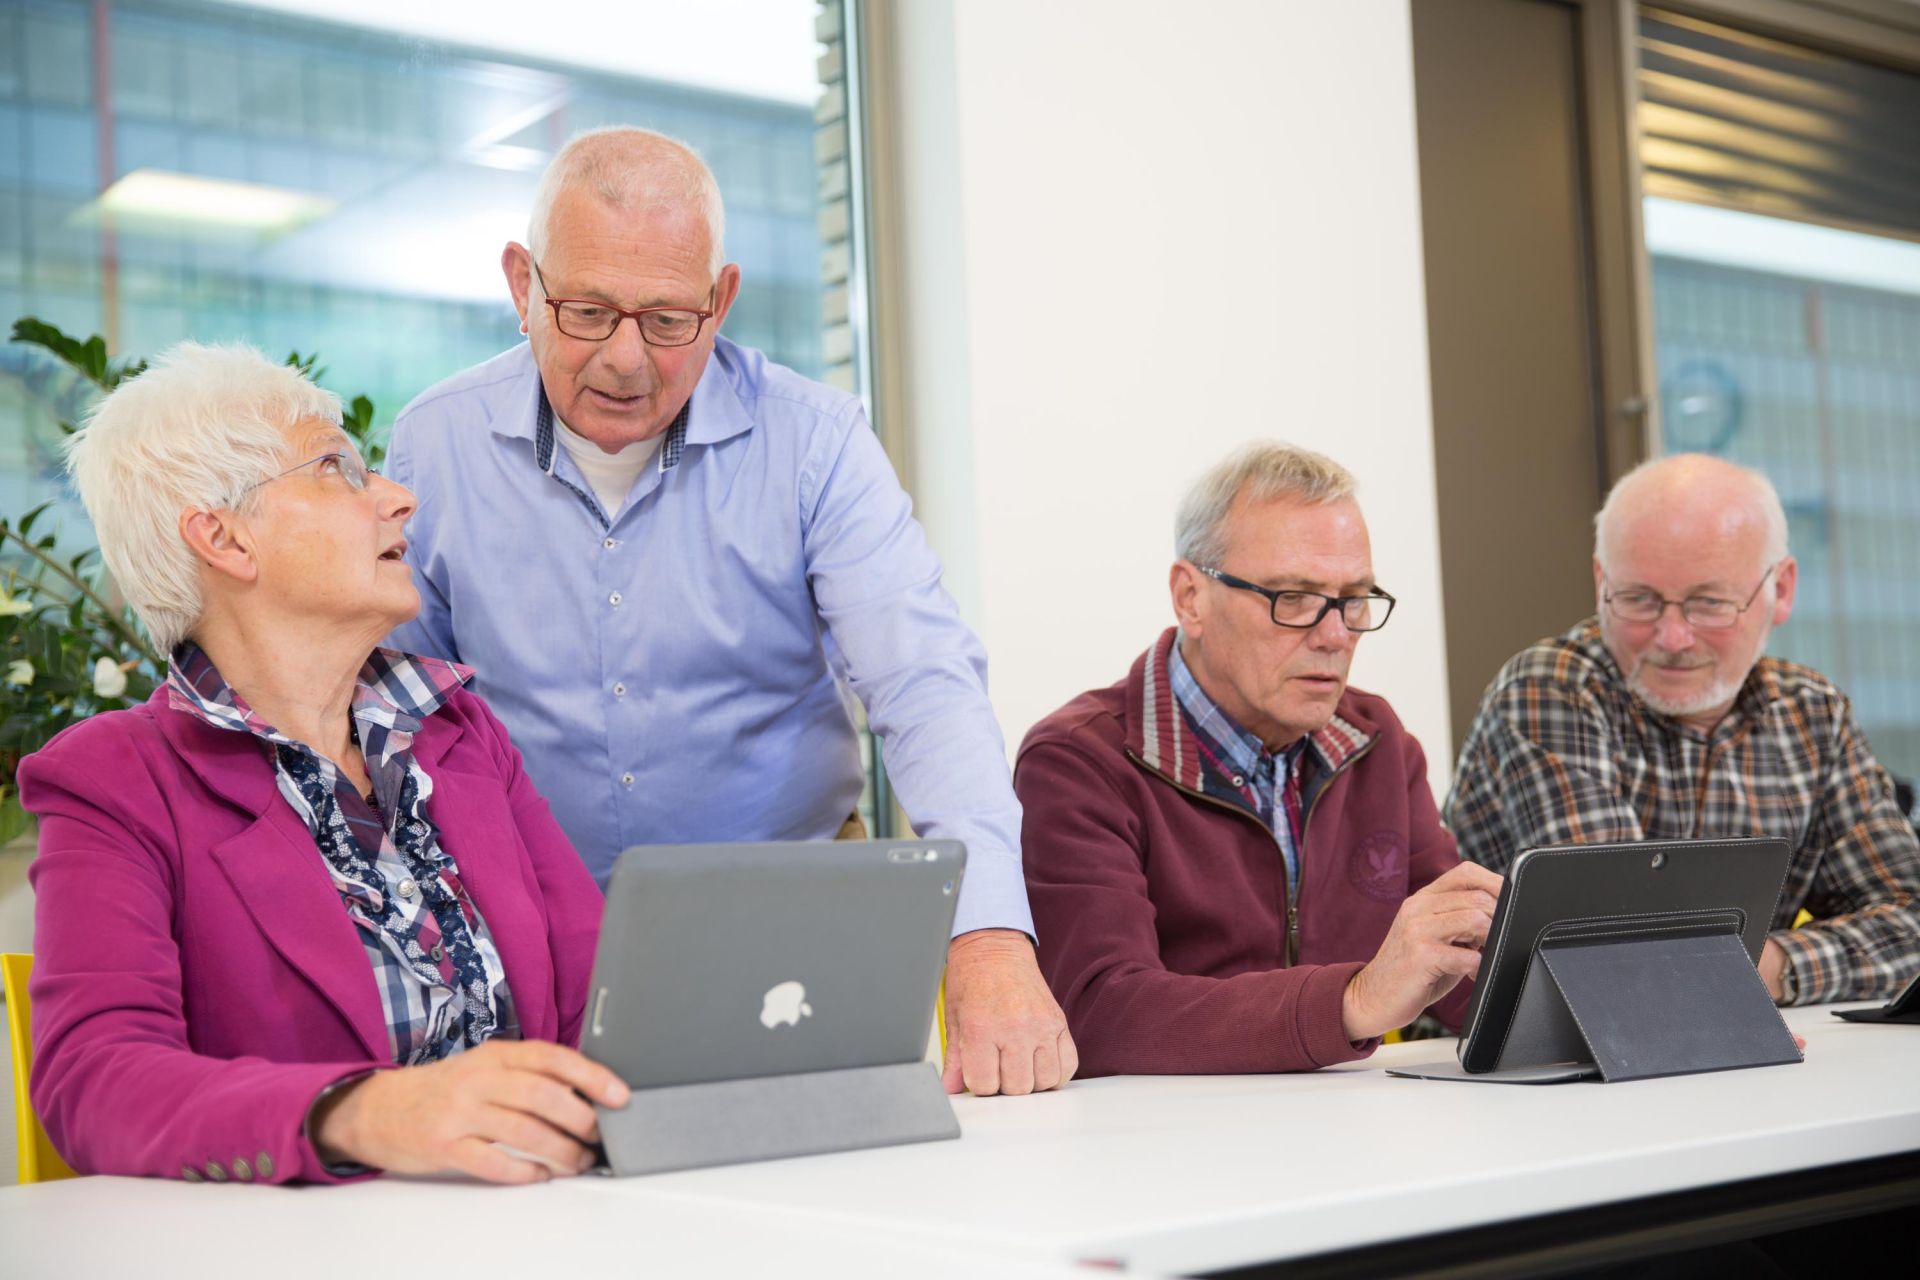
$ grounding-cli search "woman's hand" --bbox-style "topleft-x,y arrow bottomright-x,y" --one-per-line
312,1039 -> 630,1183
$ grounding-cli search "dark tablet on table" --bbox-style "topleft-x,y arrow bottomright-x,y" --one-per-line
1393,837 -> 1796,1083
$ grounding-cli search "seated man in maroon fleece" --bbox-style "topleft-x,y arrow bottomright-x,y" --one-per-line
1015,442 -> 1502,1075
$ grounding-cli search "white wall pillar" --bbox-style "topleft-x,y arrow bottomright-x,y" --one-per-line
885,0 -> 1455,792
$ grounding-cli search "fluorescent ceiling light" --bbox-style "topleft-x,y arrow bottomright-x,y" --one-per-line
89,169 -> 336,233
204,0 -> 820,105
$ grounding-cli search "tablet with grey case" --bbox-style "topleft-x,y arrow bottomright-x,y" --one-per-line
582,839 -> 965,1174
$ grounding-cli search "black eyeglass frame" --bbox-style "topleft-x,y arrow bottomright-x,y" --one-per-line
532,261 -> 715,347
1600,559 -> 1783,631
1198,566 -> 1397,632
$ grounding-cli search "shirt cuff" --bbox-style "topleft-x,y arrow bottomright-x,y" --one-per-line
947,849 -> 1037,940
1771,928 -> 1814,1005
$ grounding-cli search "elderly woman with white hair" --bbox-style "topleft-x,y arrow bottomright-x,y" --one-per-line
18,342 -> 625,1185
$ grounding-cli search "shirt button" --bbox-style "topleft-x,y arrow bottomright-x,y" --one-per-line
233,1157 -> 253,1182
204,1160 -> 228,1182
609,591 -> 622,606
181,1165 -> 203,1183
397,878 -> 417,900
256,1152 -> 275,1180
445,1023 -> 461,1042
430,942 -> 446,962
621,772 -> 635,787
603,537 -> 618,549
613,683 -> 626,697
1231,774 -> 1246,788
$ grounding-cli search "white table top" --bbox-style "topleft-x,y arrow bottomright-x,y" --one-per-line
4,1003 -> 1913,1278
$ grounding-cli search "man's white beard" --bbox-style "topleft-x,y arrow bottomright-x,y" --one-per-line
1626,658 -> 1747,719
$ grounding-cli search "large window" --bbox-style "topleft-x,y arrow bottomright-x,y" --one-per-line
1,0 -> 824,524
1638,8 -> 1920,783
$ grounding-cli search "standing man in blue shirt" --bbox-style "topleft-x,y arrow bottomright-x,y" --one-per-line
384,127 -> 1075,1095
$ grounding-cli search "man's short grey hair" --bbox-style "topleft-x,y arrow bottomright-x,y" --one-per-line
1174,441 -> 1358,566
527,126 -> 727,277
1593,453 -> 1789,575
63,342 -> 341,653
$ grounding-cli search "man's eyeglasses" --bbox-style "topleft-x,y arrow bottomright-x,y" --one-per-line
1602,560 -> 1781,630
239,450 -> 373,498
1199,567 -> 1396,632
533,262 -> 714,347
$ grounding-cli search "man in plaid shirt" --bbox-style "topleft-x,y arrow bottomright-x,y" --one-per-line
1446,454 -> 1919,1006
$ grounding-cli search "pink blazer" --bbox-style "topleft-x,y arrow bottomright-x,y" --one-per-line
18,684 -> 604,1184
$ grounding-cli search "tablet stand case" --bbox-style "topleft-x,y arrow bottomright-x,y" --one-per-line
1835,1006 -> 1920,1024
596,1060 -> 958,1177
1392,923 -> 1802,1084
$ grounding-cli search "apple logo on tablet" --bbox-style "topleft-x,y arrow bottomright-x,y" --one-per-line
759,980 -> 813,1028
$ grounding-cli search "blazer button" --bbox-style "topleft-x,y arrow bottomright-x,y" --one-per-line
204,1161 -> 228,1182
430,942 -> 446,962
256,1152 -> 275,1180
233,1157 -> 253,1182
181,1166 -> 203,1183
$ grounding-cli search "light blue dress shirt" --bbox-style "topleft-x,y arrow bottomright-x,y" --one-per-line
383,337 -> 1031,938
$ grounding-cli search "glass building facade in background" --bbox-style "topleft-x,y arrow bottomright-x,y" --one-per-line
1651,248 -> 1920,782
0,0 -> 822,531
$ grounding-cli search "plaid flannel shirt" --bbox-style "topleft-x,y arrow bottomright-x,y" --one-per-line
1445,618 -> 1920,1005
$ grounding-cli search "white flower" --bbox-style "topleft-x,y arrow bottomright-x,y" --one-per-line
5,659 -> 33,686
0,590 -> 31,618
92,657 -> 129,699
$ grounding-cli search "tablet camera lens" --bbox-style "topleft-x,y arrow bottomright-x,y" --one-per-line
1650,852 -> 1667,870
942,880 -> 955,896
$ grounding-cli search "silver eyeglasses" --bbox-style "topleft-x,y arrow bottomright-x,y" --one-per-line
1602,560 -> 1781,630
239,450 -> 373,498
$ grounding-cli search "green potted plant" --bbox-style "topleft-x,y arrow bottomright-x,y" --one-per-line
0,319 -> 380,842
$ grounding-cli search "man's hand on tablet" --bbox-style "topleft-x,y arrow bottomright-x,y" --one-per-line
1343,862 -> 1505,1042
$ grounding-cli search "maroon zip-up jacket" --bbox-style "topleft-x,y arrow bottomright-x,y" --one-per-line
1015,629 -> 1470,1076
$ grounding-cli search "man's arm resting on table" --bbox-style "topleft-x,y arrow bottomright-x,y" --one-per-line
1767,702 -> 1920,1004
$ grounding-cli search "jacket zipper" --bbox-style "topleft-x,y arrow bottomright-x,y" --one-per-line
1126,739 -> 1376,966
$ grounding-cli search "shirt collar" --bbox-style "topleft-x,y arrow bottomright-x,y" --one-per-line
166,641 -> 474,747
537,391 -> 688,478
1168,639 -> 1301,783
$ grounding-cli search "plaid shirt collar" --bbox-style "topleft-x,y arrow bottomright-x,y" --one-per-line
1128,628 -> 1370,793
166,641 -> 474,752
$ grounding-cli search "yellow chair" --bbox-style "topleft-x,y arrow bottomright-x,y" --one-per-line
4,953 -> 77,1183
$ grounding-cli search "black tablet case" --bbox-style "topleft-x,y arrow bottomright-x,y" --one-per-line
1392,838 -> 1802,1084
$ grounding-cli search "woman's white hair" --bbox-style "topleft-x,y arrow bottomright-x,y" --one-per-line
527,126 -> 727,276
63,342 -> 340,653
1175,441 -> 1358,566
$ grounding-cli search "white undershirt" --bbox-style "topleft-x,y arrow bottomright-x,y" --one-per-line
552,414 -> 664,519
